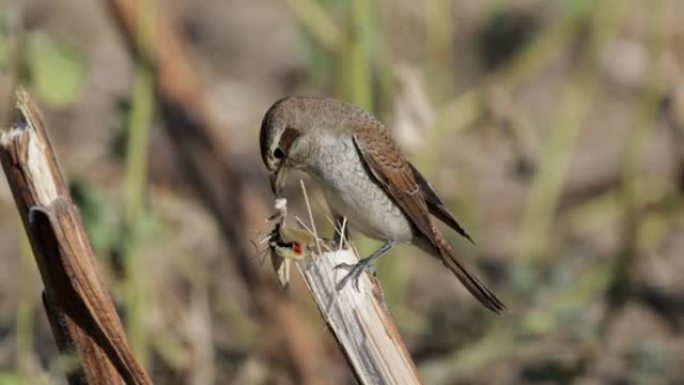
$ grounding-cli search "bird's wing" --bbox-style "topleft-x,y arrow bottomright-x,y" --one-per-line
352,128 -> 504,313
352,127 -> 435,247
408,163 -> 475,244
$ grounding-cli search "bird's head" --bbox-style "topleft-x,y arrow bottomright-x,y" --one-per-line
260,96 -> 339,196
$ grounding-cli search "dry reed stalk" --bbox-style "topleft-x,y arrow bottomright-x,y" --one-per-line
266,182 -> 422,385
300,249 -> 421,384
0,88 -> 152,385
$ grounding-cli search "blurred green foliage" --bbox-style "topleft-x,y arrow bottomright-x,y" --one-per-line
0,14 -> 86,108
69,180 -> 122,257
26,32 -> 85,108
0,373 -> 25,385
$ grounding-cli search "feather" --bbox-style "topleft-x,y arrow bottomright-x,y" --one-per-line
351,128 -> 504,313
409,163 -> 475,244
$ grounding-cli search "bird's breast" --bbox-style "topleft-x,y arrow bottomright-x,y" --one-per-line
305,134 -> 414,243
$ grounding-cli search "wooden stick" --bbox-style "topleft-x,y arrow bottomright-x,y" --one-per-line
0,88 -> 152,385
300,248 -> 422,385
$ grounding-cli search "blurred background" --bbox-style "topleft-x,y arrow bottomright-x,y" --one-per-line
0,0 -> 683,384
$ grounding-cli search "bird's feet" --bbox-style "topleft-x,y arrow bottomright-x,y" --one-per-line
334,259 -> 376,291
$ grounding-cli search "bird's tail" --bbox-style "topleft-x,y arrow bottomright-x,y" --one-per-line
436,236 -> 505,313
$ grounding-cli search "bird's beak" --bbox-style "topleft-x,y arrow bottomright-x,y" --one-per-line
269,165 -> 287,196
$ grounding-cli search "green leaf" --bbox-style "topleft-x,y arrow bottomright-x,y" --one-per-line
27,32 -> 85,108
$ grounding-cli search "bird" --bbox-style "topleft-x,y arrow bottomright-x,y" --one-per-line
259,96 -> 504,313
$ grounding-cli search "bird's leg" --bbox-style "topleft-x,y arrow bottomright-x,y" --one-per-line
335,242 -> 393,291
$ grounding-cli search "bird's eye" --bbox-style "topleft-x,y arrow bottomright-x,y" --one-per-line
273,148 -> 285,160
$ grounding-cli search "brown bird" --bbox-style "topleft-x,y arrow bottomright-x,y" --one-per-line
260,96 -> 504,313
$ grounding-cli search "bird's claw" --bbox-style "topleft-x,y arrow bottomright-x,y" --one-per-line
333,262 -> 355,271
334,260 -> 375,291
